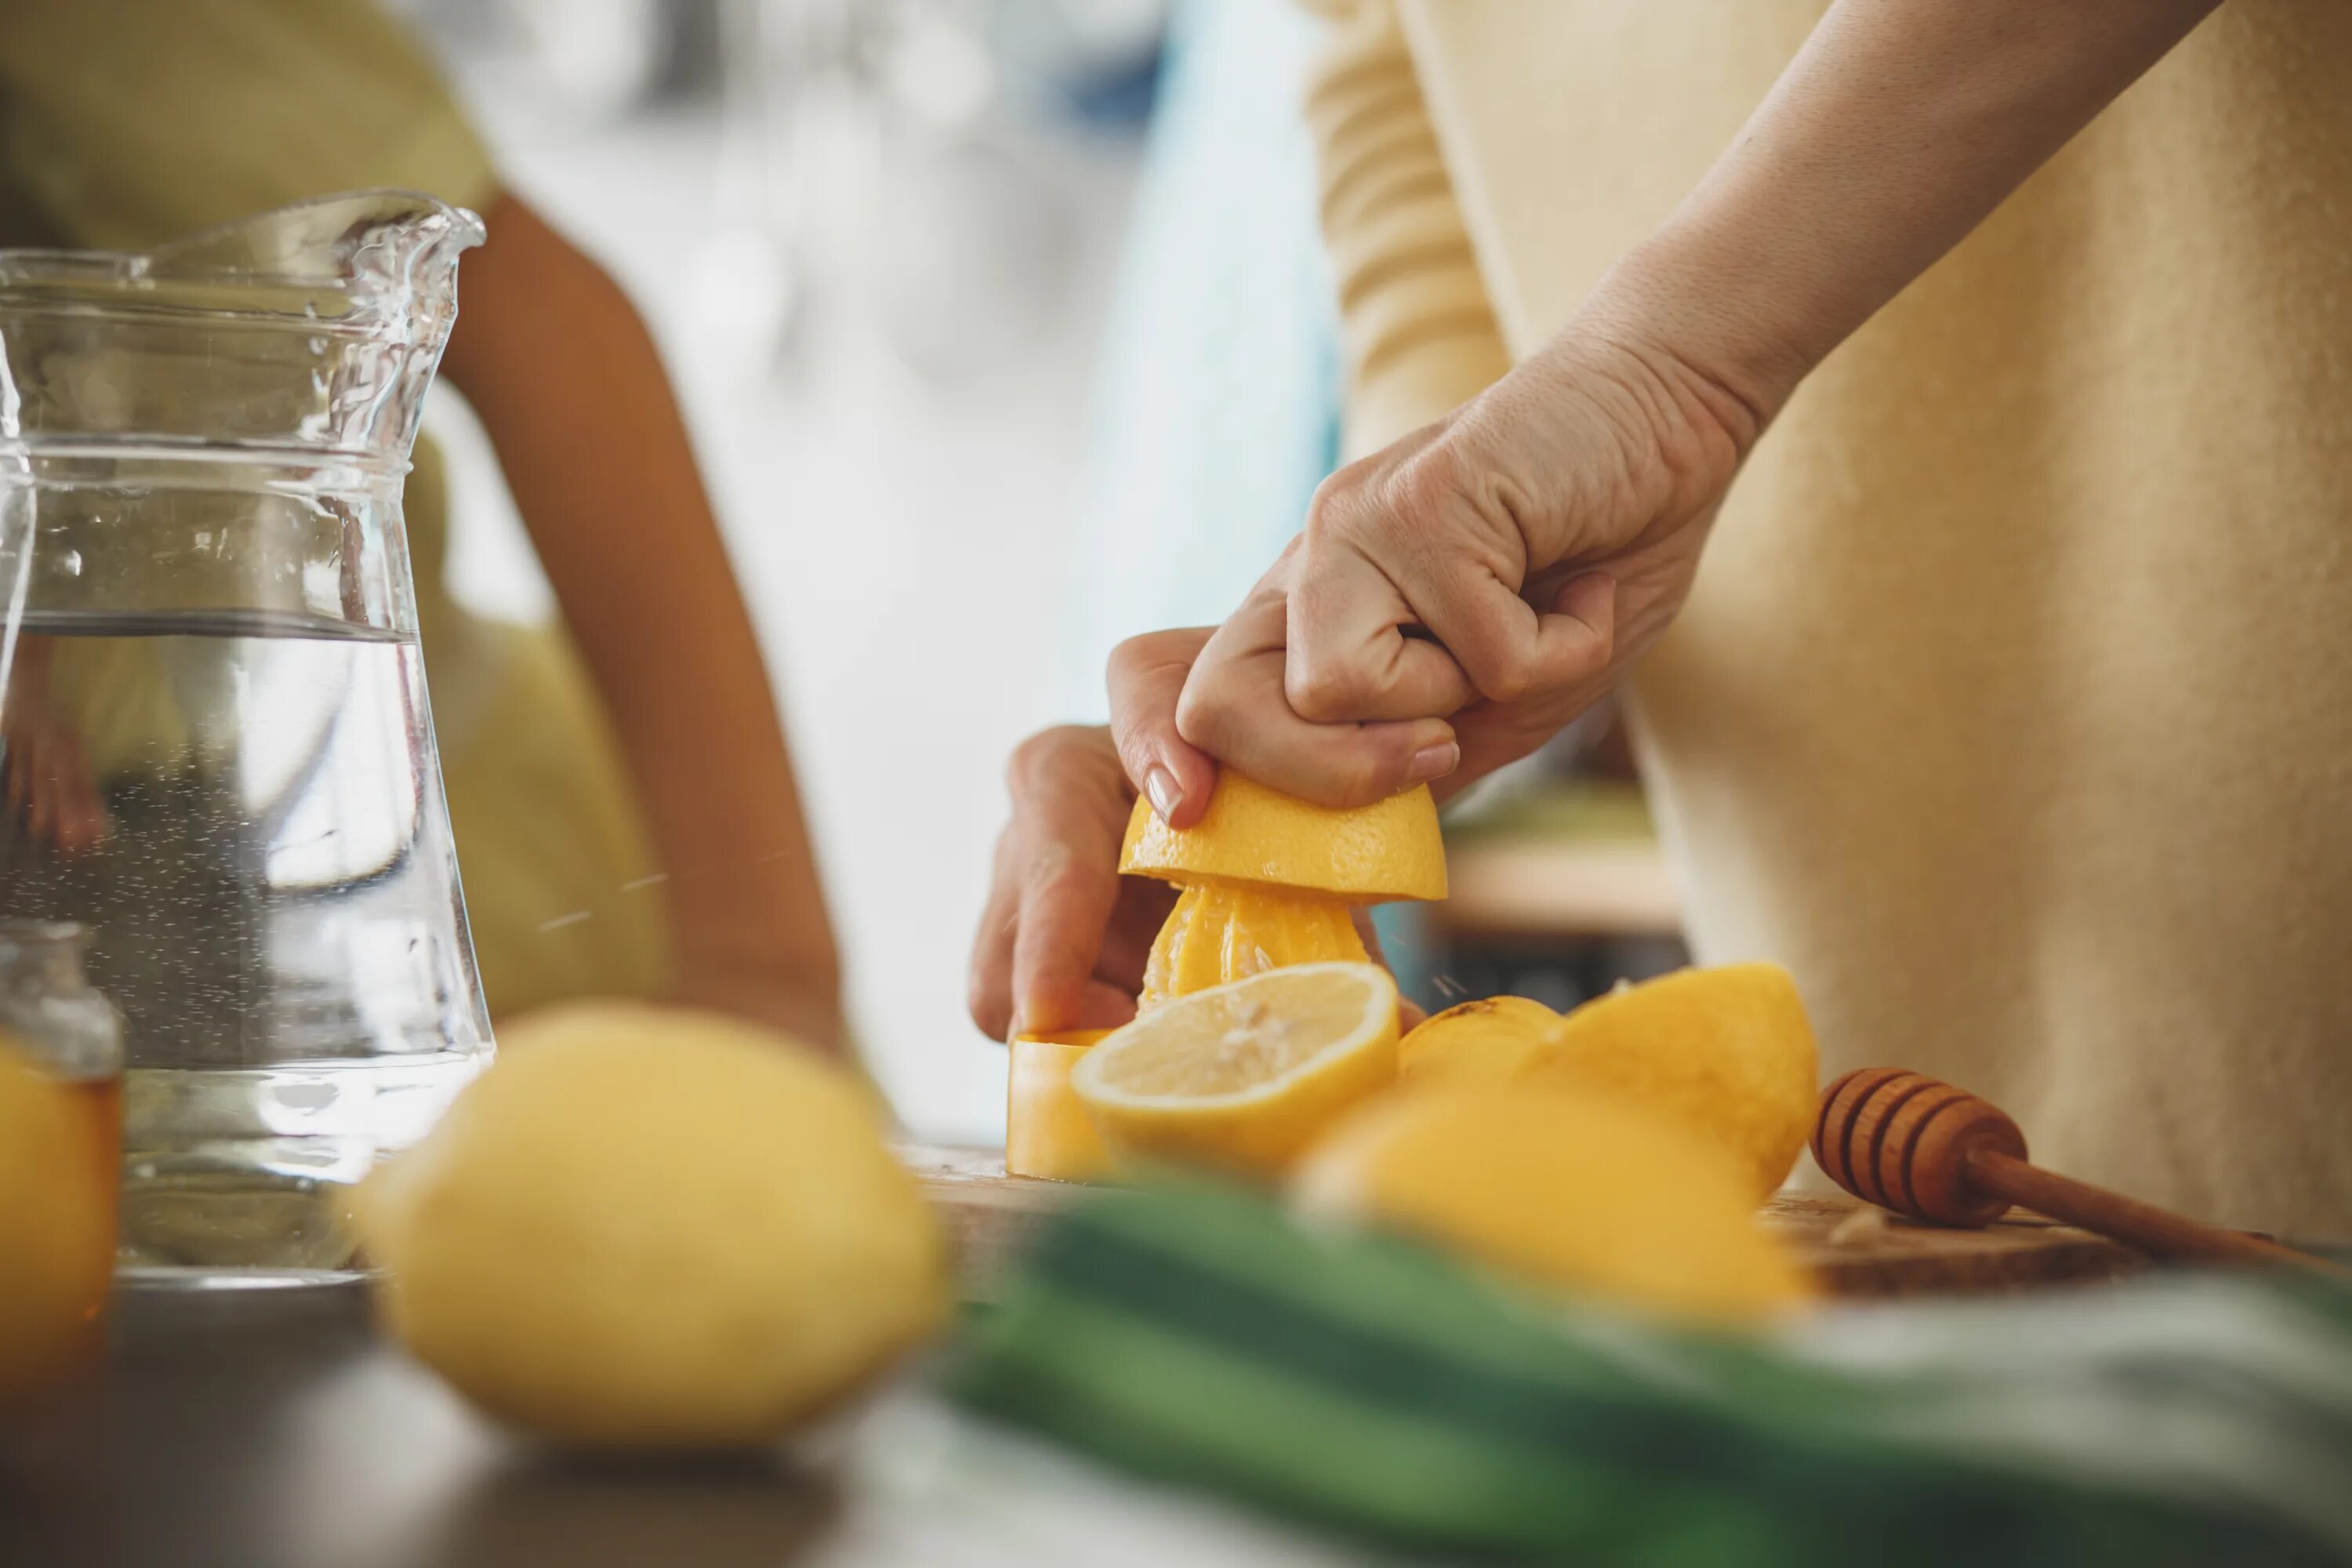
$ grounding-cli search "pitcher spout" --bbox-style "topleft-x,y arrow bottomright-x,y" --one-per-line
1,190 -> 485,466
147,188 -> 485,348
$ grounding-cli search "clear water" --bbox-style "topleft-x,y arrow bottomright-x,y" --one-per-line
0,608 -> 488,1276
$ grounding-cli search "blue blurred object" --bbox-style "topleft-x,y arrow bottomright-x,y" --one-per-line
989,0 -> 1170,133
1060,0 -> 1449,1004
1061,0 -> 1339,717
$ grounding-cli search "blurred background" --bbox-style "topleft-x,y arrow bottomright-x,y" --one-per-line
398,0 -> 1684,1142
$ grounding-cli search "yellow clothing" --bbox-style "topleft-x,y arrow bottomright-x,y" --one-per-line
1308,0 -> 2352,1237
1,0 -> 671,1018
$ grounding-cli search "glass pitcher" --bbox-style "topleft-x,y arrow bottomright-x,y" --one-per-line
0,191 -> 492,1283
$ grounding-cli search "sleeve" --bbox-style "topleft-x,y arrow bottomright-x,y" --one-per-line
1299,0 -> 1513,459
0,0 -> 499,252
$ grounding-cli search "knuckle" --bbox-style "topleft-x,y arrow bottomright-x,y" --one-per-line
1025,841 -> 1101,906
1172,679 -> 1231,754
1286,656 -> 1374,723
1105,633 -> 1154,684
1006,724 -> 1087,791
1385,439 -> 1472,526
1474,645 -> 1537,703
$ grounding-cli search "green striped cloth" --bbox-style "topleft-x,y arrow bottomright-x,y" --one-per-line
944,1181 -> 2352,1565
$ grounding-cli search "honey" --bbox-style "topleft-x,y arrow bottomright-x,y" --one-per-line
0,922 -> 124,1414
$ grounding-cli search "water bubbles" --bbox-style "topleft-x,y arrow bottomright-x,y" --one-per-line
58,549 -> 82,577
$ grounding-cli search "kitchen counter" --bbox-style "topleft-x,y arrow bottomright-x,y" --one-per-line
0,1163 -> 2159,1566
0,1283 -> 1361,1568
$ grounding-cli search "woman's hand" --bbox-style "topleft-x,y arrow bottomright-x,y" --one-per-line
970,634 -> 1431,1041
1167,0 -> 2223,811
1168,320 -> 1759,806
967,724 -> 1177,1040
1,639 -> 109,858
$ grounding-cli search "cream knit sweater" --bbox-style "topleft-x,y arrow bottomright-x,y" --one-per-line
1304,0 -> 2352,1238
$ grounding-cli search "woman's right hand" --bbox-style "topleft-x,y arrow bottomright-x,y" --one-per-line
1172,316 -> 1762,808
967,627 -> 1427,1042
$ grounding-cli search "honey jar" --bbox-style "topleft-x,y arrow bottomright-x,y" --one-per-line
0,920 -> 123,1411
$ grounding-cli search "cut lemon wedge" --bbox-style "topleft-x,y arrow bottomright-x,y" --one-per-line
1522,964 -> 1818,1201
1005,1031 -> 1114,1183
1070,961 -> 1399,1178
1294,1083 -> 1813,1323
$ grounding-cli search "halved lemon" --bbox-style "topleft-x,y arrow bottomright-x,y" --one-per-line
1070,961 -> 1400,1179
1137,883 -> 1369,1011
1120,774 -> 1446,903
1397,995 -> 1560,1083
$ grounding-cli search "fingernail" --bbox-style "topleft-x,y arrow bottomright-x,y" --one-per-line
1145,765 -> 1182,820
1406,742 -> 1460,784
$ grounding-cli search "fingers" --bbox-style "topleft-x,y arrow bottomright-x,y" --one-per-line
1439,575 -> 1624,798
968,725 -> 1170,1041
967,831 -> 1024,1040
1406,562 -> 1617,706
44,731 -> 107,855
1283,537 -> 1476,722
1106,627 -> 1218,828
2,724 -> 110,857
1174,579 -> 1460,809
1007,839 -> 1122,1038
1289,521 -> 1617,727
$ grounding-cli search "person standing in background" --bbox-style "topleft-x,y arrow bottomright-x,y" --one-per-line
0,0 -> 844,1052
976,0 -> 2352,1238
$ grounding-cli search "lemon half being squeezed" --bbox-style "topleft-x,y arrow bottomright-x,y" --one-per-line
1121,774 -> 1443,1011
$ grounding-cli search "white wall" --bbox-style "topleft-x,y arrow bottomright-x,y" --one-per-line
432,99 -> 1142,1142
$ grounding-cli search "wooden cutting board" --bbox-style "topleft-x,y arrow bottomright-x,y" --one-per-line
900,1144 -> 2143,1300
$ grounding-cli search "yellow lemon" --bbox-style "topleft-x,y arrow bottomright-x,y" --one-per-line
358,1002 -> 947,1449
1006,1030 -> 1115,1182
1137,883 -> 1369,1011
0,1040 -> 115,1410
1120,773 -> 1446,902
1293,1083 -> 1813,1323
1071,962 -> 1399,1179
1397,996 -> 1560,1083
1520,964 -> 1819,1202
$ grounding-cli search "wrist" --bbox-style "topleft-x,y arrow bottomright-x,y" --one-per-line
1576,223 -> 1820,455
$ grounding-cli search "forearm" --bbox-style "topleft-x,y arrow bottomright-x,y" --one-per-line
441,195 -> 842,1046
1583,0 -> 2220,432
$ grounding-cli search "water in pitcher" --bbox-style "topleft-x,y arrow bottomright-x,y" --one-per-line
0,607 -> 482,1271
2,191 -> 493,1281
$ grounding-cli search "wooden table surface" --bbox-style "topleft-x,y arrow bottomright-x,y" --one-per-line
901,1144 -> 2148,1299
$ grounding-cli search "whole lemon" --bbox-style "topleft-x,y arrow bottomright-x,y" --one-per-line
357,1004 -> 946,1449
1397,996 -> 1560,1083
1293,1083 -> 1811,1323
1519,964 -> 1818,1201
0,1041 -> 114,1408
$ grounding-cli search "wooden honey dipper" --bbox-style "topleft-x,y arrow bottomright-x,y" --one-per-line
1813,1068 -> 2344,1275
